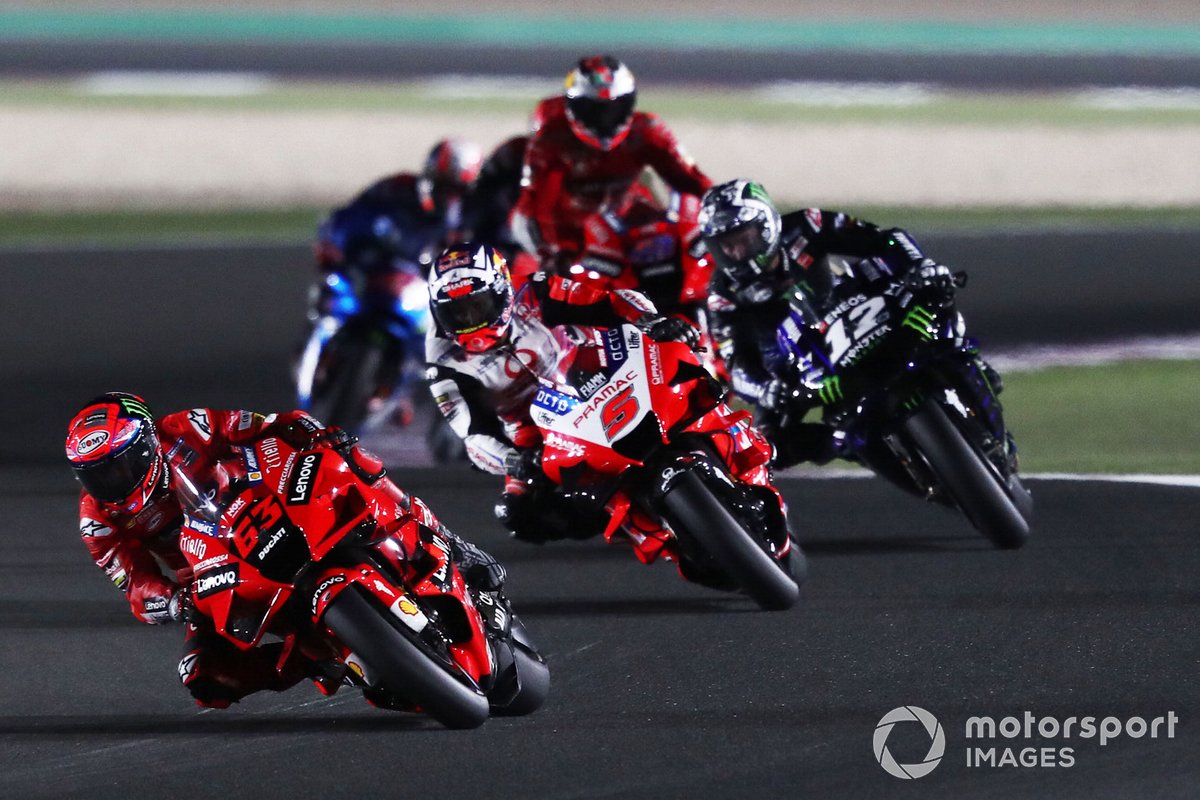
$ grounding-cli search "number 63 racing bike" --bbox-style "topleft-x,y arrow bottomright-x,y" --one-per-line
170,432 -> 549,728
527,324 -> 807,610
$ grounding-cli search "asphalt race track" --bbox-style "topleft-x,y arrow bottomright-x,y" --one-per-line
1,231 -> 1198,798
1,468 -> 1197,799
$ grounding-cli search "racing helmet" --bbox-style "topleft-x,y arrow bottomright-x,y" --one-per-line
65,392 -> 165,513
564,55 -> 637,152
418,138 -> 484,214
429,243 -> 514,353
698,179 -> 785,300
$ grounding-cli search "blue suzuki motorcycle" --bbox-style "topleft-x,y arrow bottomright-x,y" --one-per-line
296,212 -> 432,434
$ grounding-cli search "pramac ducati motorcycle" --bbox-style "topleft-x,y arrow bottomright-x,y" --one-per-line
529,324 -> 807,610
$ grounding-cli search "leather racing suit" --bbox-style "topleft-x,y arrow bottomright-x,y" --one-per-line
425,271 -> 658,478
511,103 -> 711,264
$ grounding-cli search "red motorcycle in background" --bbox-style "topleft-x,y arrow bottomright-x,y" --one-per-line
510,185 -> 728,380
528,323 -> 806,610
171,433 -> 548,728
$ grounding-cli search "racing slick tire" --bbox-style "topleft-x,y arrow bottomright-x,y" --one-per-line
904,400 -> 1031,550
314,336 -> 384,433
491,617 -> 550,717
324,586 -> 490,729
662,470 -> 800,611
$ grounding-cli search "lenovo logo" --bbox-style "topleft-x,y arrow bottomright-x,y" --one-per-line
286,452 -> 322,505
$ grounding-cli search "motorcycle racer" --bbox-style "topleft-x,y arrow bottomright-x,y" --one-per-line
511,55 -> 712,268
425,242 -> 698,540
303,138 -> 484,425
66,392 -> 505,708
699,179 -> 967,467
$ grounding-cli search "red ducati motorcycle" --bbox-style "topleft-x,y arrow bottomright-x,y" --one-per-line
171,434 -> 548,728
529,324 -> 806,610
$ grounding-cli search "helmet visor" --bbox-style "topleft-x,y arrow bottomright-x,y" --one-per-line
73,425 -> 159,503
568,94 -> 636,140
434,288 -> 508,335
707,222 -> 776,285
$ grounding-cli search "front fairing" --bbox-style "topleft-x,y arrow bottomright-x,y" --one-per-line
532,326 -> 712,485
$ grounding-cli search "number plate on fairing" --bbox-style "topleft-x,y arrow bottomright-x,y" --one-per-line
818,294 -> 892,367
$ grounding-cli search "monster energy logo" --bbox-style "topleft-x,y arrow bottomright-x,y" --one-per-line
747,182 -> 771,203
120,397 -> 152,419
903,392 -> 925,411
902,306 -> 937,340
819,376 -> 844,405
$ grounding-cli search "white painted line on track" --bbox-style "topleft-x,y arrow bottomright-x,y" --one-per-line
75,71 -> 276,97
990,333 -> 1200,372
412,74 -> 557,99
1074,86 -> 1200,111
777,469 -> 1200,488
755,80 -> 937,106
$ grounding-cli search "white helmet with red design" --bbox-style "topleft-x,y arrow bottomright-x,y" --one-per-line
564,55 -> 637,152
429,243 -> 515,353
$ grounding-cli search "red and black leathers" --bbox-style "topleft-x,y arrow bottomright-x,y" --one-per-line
76,409 -> 317,625
512,101 -> 711,263
77,407 -> 489,708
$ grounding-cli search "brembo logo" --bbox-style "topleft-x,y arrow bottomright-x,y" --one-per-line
195,564 -> 239,599
286,453 -> 322,505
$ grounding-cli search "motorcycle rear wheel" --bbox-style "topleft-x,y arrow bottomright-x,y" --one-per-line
662,470 -> 800,611
904,401 -> 1031,549
324,586 -> 490,729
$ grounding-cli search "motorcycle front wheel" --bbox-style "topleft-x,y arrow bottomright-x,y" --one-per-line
904,400 -> 1031,549
662,469 -> 801,611
324,586 -> 490,729
312,335 -> 385,433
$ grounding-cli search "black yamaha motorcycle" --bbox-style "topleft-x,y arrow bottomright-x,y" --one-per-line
770,262 -> 1032,548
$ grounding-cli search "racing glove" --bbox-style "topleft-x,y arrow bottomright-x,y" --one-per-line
169,587 -> 193,624
759,377 -> 814,416
904,259 -> 956,305
636,314 -> 700,348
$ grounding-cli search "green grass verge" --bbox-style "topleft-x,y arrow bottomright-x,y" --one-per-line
3,206 -> 1200,248
1002,360 -> 1200,474
6,79 -> 1200,126
0,209 -> 323,245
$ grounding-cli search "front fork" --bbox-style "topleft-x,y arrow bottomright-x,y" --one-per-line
296,315 -> 341,408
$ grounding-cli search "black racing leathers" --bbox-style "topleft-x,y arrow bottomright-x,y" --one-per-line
707,209 -> 935,465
